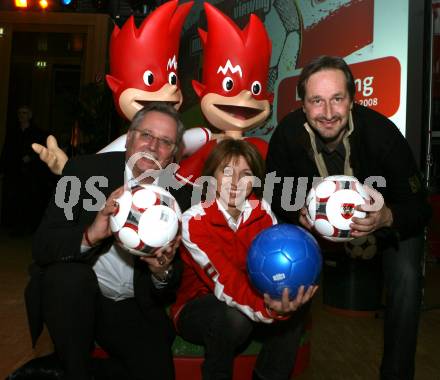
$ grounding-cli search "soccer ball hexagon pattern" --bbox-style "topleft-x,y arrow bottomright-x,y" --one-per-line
110,184 -> 181,256
247,224 -> 322,300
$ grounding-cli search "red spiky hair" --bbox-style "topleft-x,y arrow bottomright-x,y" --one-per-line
106,0 -> 193,118
192,3 -> 272,102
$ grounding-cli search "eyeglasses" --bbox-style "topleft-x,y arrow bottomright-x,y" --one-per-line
132,128 -> 176,151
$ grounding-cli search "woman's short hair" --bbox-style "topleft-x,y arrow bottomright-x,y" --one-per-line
297,55 -> 356,101
201,138 -> 265,199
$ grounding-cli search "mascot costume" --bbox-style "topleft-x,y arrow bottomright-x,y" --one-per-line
32,0 -> 210,173
33,2 -> 272,187
174,2 -> 272,185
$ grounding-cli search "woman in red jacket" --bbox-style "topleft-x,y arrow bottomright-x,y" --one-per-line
170,139 -> 317,380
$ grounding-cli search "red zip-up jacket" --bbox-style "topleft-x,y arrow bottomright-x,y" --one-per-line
170,196 -> 277,326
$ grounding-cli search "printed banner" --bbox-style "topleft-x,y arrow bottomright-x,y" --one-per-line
179,0 -> 409,137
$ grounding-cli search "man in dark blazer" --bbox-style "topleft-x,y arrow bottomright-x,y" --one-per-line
24,103 -> 186,380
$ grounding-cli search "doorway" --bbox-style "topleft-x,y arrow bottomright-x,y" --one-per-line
7,31 -> 83,148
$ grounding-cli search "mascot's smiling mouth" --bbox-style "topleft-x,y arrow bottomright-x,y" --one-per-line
214,104 -> 262,120
135,100 -> 180,108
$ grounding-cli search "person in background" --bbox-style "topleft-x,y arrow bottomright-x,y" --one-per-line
0,105 -> 53,235
171,139 -> 317,380
266,55 -> 431,380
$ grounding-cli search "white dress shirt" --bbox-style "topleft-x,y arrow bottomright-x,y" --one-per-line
215,199 -> 253,231
83,166 -> 161,301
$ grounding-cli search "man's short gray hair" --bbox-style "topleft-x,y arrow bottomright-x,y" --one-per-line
129,102 -> 185,152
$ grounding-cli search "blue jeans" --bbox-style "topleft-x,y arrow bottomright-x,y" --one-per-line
380,234 -> 423,380
177,294 -> 309,380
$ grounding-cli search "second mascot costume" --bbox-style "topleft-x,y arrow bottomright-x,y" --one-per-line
35,1 -> 273,188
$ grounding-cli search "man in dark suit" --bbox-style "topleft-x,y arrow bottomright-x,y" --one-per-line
25,103 -> 186,380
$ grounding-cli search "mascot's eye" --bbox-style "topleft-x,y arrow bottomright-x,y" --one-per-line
143,70 -> 154,86
168,72 -> 177,85
251,81 -> 262,96
222,77 -> 234,92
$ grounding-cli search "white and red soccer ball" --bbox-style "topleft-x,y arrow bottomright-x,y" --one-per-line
110,184 -> 181,256
305,175 -> 370,242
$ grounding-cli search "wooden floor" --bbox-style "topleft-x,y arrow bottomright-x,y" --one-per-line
1,230 -> 439,380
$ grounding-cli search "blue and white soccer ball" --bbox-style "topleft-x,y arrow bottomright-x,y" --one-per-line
110,184 -> 181,256
247,224 -> 322,300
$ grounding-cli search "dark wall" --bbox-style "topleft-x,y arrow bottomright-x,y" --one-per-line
406,0 -> 431,170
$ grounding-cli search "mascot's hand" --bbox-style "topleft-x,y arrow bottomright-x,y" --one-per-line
32,135 -> 68,175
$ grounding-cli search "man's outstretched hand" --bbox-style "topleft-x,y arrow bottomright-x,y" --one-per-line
32,135 -> 68,175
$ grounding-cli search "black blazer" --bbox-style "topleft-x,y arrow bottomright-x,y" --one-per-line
26,152 -> 183,346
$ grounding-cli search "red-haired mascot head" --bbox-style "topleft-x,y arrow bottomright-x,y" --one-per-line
193,3 -> 272,137
106,0 -> 193,121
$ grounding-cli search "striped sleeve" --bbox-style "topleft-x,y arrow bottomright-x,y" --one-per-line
181,205 -> 274,323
